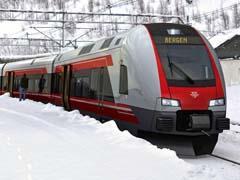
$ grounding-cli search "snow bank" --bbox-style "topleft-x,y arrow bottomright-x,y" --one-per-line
226,85 -> 240,125
0,93 -> 238,179
0,94 -> 186,179
220,60 -> 240,86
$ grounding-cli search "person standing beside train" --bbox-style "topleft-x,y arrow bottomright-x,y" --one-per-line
19,73 -> 29,101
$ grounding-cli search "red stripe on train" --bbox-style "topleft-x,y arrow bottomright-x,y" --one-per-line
70,96 -> 138,124
13,68 -> 47,76
55,55 -> 113,73
146,28 -> 171,98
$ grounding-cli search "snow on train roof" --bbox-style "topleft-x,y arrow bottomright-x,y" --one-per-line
4,55 -> 56,71
209,27 -> 240,48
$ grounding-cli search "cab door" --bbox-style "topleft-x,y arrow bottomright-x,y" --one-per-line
62,65 -> 71,110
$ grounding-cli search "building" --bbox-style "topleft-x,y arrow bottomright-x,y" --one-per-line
210,28 -> 240,86
210,28 -> 240,59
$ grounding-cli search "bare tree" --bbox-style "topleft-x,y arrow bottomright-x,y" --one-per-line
233,4 -> 240,28
137,0 -> 145,13
88,0 -> 94,12
221,9 -> 229,30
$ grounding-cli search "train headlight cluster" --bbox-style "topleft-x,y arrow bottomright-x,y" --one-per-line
209,98 -> 225,106
161,98 -> 180,107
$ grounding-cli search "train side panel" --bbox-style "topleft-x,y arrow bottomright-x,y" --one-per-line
2,56 -> 55,103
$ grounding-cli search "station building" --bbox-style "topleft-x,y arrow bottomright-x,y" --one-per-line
210,29 -> 240,86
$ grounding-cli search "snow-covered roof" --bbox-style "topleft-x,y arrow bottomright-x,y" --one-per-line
209,28 -> 240,48
4,55 -> 56,73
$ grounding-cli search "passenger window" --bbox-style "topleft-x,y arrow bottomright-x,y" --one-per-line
70,68 -> 114,102
90,69 -> 100,99
3,76 -> 8,91
14,77 -> 21,91
70,69 -> 91,98
119,64 -> 128,95
102,68 -> 114,102
52,73 -> 63,94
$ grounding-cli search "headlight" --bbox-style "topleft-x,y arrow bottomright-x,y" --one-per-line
161,98 -> 180,107
209,98 -> 225,106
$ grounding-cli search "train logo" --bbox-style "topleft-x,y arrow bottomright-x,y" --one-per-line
190,91 -> 199,99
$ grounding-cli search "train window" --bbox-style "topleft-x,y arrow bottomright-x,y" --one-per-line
90,69 -> 100,99
102,68 -> 114,102
52,73 -> 63,94
115,38 -> 122,45
3,76 -> 8,91
70,68 -> 114,102
24,74 -> 50,93
158,45 -> 215,86
27,75 -> 35,92
100,37 -> 114,49
145,24 -> 216,87
79,44 -> 94,55
119,65 -> 128,95
13,76 -> 21,91
71,69 -> 91,98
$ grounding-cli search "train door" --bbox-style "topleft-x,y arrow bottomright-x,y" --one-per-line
62,65 -> 71,110
5,71 -> 14,97
98,67 -> 115,122
99,67 -> 104,120
90,68 -> 102,119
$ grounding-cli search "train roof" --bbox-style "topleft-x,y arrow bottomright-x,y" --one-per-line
4,55 -> 56,72
57,30 -> 129,63
57,23 -> 195,63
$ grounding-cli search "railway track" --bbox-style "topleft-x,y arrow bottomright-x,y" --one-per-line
231,122 -> 240,126
210,154 -> 240,166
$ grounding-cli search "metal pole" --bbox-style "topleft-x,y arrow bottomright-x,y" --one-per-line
62,11 -> 65,50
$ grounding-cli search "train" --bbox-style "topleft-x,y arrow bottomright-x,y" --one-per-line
0,23 -> 230,155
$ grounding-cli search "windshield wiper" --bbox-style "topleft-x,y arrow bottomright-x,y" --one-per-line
167,54 -> 173,76
167,56 -> 194,84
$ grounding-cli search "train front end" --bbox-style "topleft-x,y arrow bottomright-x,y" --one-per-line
145,23 -> 230,154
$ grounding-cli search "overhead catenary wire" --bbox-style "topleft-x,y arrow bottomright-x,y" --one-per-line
191,2 -> 240,21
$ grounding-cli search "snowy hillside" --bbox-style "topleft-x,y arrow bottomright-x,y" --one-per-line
0,85 -> 240,179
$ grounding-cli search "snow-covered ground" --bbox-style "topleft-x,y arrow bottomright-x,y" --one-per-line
209,85 -> 240,162
0,85 -> 240,179
226,85 -> 240,125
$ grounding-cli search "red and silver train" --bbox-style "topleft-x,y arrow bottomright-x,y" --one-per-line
0,23 -> 229,154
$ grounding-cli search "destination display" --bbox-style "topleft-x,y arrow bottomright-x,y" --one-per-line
153,36 -> 203,45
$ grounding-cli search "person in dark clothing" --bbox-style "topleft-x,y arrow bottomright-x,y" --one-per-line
38,75 -> 46,93
19,74 -> 28,101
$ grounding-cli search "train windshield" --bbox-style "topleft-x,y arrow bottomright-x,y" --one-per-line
146,24 -> 216,87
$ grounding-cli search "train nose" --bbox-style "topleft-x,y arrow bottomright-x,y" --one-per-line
168,87 -> 217,110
